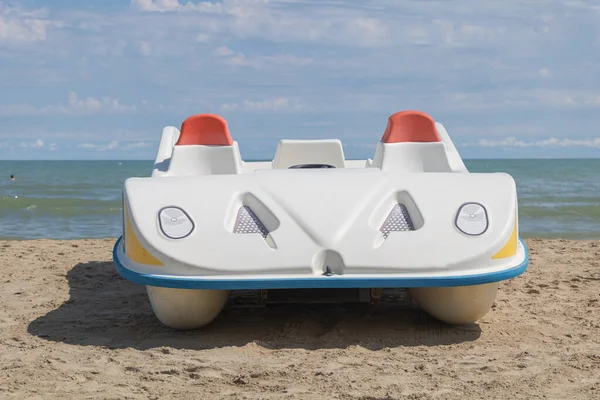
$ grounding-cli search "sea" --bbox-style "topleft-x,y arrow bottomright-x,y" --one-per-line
1,159 -> 599,240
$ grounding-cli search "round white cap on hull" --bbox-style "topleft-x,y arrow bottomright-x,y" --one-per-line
408,282 -> 499,324
146,286 -> 229,330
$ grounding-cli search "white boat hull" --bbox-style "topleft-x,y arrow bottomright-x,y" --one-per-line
113,111 -> 529,329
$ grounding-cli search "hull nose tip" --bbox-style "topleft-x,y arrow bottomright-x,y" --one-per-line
313,249 -> 346,276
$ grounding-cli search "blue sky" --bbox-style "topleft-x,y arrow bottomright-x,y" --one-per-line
1,0 -> 600,160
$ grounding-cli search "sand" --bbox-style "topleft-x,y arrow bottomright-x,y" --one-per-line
0,238 -> 599,399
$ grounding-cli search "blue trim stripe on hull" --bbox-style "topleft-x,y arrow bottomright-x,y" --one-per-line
112,237 -> 529,290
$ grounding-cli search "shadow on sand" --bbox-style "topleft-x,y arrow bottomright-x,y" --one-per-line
28,261 -> 482,350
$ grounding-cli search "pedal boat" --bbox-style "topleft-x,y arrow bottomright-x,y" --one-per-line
113,110 -> 528,329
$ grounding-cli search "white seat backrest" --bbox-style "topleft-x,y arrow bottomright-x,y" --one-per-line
152,126 -> 181,176
272,139 -> 346,169
370,141 -> 453,172
154,114 -> 244,177
435,122 -> 468,172
367,110 -> 465,173
165,142 -> 243,177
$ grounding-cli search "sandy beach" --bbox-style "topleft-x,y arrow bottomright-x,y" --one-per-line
1,238 -> 599,399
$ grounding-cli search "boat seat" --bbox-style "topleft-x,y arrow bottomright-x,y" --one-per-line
381,110 -> 441,144
371,141 -> 453,172
166,114 -> 243,176
370,111 -> 454,172
272,139 -> 347,169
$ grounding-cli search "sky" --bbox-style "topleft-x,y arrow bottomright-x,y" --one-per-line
1,0 -> 600,160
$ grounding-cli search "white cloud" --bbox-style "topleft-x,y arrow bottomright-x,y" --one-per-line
195,33 -> 210,42
124,0 -> 575,51
139,41 -> 152,56
77,141 -> 119,151
214,46 -> 313,69
221,97 -> 303,111
130,0 -> 398,47
453,125 -> 546,136
533,91 -> 600,107
220,103 -> 236,111
77,143 -> 101,150
0,6 -> 61,43
3,1 -> 600,160
122,141 -> 153,150
564,1 -> 600,12
0,104 -> 38,115
432,19 -> 507,48
538,68 -> 552,78
0,91 -> 137,116
132,0 -> 266,13
462,137 -> 600,148
215,45 -> 235,57
19,139 -> 44,148
76,141 -> 154,151
131,0 -> 183,12
447,90 -> 600,111
64,91 -> 137,114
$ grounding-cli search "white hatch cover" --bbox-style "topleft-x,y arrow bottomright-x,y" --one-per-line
455,202 -> 488,236
158,207 -> 195,239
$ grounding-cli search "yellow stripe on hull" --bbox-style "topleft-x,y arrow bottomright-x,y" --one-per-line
124,206 -> 163,266
492,218 -> 518,259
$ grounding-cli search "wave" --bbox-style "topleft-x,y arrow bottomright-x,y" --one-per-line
0,195 -> 121,217
519,204 -> 600,220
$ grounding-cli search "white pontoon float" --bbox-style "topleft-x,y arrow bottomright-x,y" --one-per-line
113,111 -> 528,329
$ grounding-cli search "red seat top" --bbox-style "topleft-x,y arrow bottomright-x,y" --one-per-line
381,111 -> 441,143
176,114 -> 233,146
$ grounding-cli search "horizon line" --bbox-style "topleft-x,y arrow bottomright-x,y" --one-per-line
2,156 -> 600,162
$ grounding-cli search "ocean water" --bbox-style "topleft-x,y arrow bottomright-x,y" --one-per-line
1,159 -> 599,240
